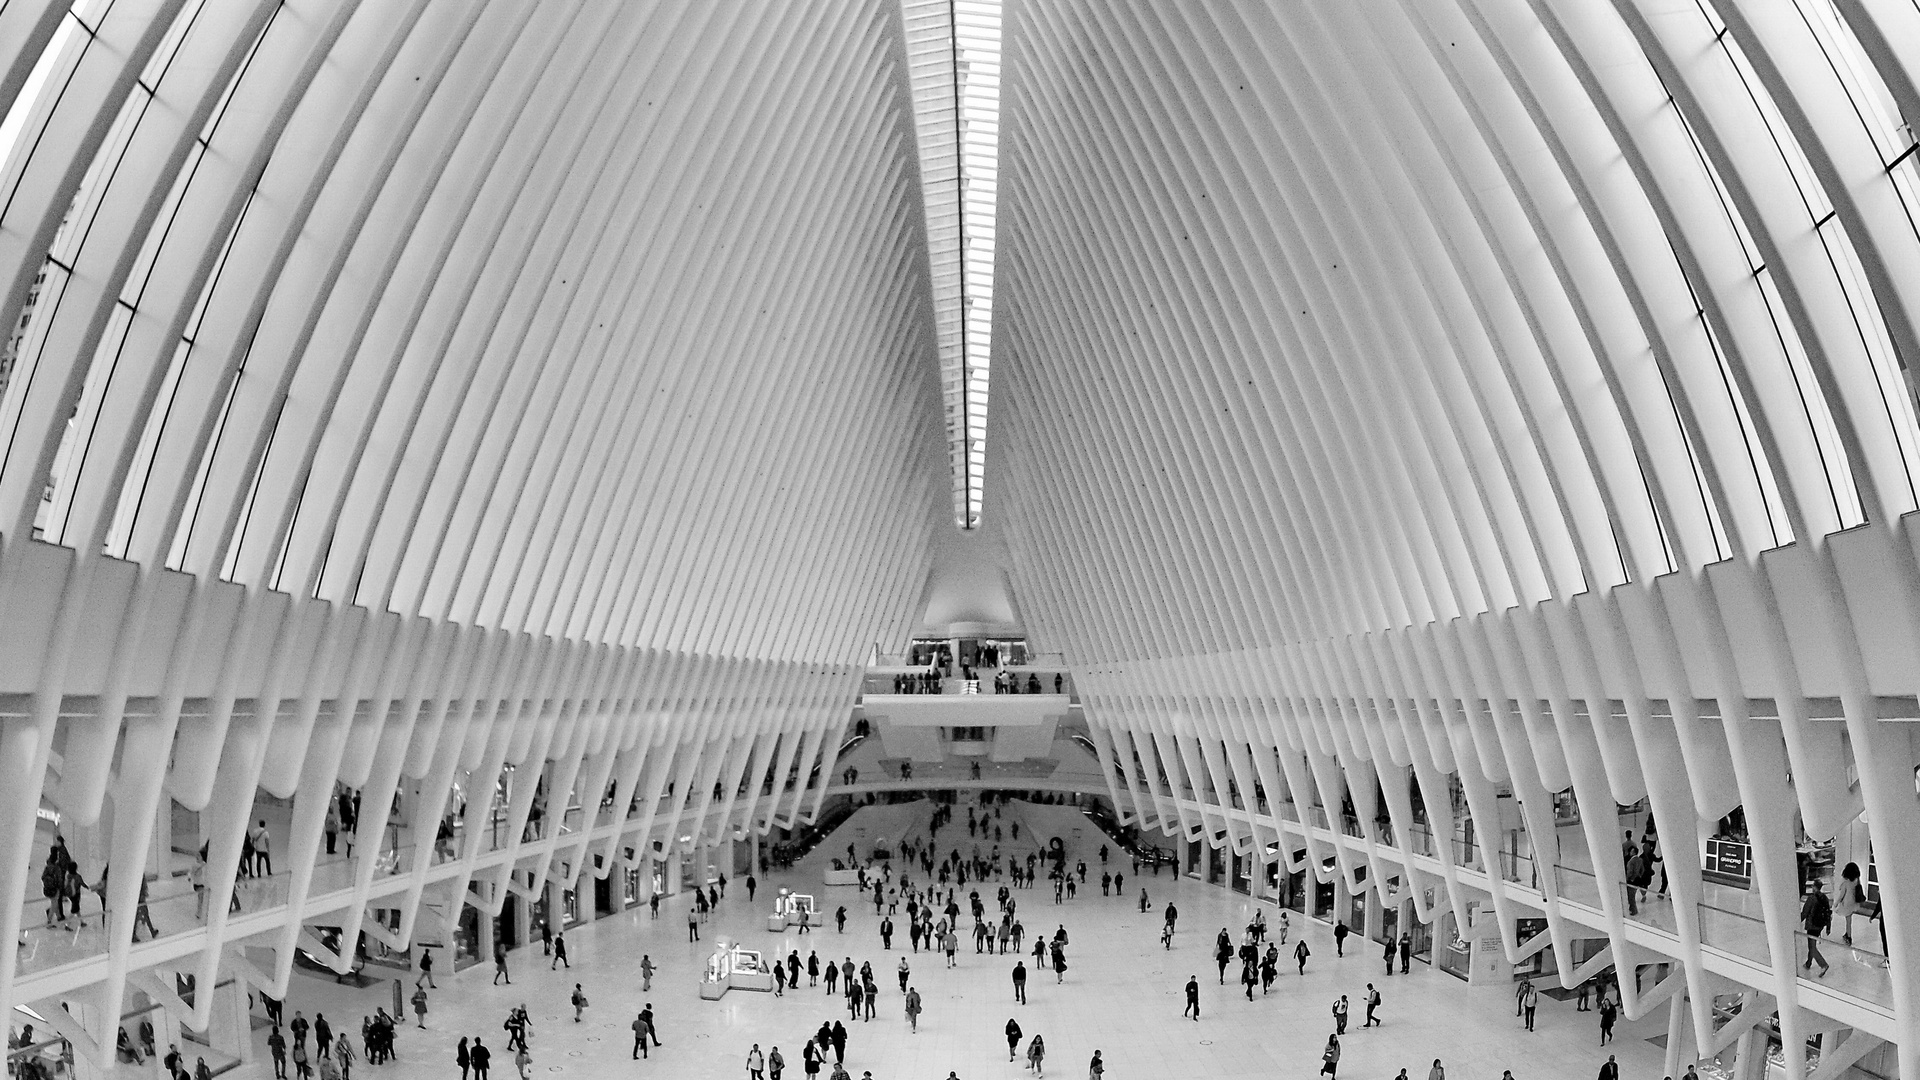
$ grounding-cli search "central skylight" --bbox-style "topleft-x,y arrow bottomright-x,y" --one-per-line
903,0 -> 1001,529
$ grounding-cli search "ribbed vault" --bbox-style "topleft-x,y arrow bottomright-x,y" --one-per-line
991,3 -> 1920,1076
6,2 -> 1920,1078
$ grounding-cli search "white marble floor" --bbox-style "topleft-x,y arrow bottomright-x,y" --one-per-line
198,802 -> 1675,1080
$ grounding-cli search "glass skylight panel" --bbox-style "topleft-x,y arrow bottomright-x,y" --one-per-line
904,0 -> 1001,528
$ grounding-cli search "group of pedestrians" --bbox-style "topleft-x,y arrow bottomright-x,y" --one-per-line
262,1000 -> 402,1080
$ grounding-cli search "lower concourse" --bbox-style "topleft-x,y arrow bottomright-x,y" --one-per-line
149,798 -> 1675,1080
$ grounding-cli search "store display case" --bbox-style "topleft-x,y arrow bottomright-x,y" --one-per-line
769,890 -> 818,932
699,940 -> 774,1000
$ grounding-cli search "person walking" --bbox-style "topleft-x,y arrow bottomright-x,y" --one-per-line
570,984 -> 588,1023
1428,1060 -> 1445,1080
1013,960 -> 1028,1003
829,1021 -> 848,1065
1802,881 -> 1832,976
455,1037 -> 469,1080
1295,938 -> 1311,975
1215,930 -> 1233,984
630,1012 -> 651,1059
470,1039 -> 491,1080
334,1035 -> 354,1080
905,987 -> 922,1033
552,932 -> 569,970
898,957 -> 910,993
1026,1033 -> 1046,1076
639,1004 -> 662,1049
1522,982 -> 1539,1031
1332,995 -> 1349,1035
1088,1050 -> 1103,1080
269,1028 -> 288,1080
641,954 -> 655,992
748,1044 -> 765,1080
1598,995 -> 1617,1044
1597,1055 -> 1619,1080
417,946 -> 436,989
1184,975 -> 1201,1020
493,943 -> 510,985
513,1042 -> 531,1080
1364,983 -> 1381,1026
802,1040 -> 822,1080
1320,1034 -> 1341,1079
1005,1018 -> 1023,1060
1334,922 -> 1349,956
769,1046 -> 785,1080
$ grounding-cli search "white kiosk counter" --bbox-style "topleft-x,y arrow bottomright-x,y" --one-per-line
700,940 -> 774,1000
769,890 -> 819,932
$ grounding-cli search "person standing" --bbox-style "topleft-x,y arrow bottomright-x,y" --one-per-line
630,1013 -> 651,1060
314,1015 -> 332,1060
1364,983 -> 1381,1027
493,943 -> 510,985
905,987 -> 922,1033
641,954 -> 655,992
334,1034 -> 354,1080
1334,922 -> 1349,956
1383,938 -> 1396,975
1399,932 -> 1412,974
1522,982 -> 1539,1032
1428,1060 -> 1445,1080
455,1037 -> 469,1080
513,1042 -> 530,1080
1320,1034 -> 1341,1079
1164,901 -> 1178,934
650,893 -> 661,920
829,1021 -> 848,1065
325,802 -> 341,856
470,1038 -> 490,1080
570,983 -> 588,1023
552,932 -> 569,969
291,1012 -> 309,1055
1005,1018 -> 1023,1060
689,906 -> 701,942
802,1040 -> 822,1080
1184,975 -> 1201,1020
1013,961 -> 1028,1003
1295,938 -> 1311,975
748,1044 -> 765,1080
1088,1050 -> 1103,1080
251,820 -> 273,876
411,984 -> 429,1028
1332,995 -> 1349,1035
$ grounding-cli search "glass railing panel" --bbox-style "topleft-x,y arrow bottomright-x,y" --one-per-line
1553,863 -> 1604,908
